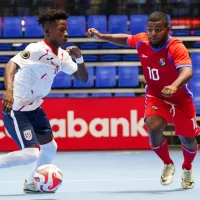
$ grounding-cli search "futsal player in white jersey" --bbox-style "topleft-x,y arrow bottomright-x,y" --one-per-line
2,9 -> 88,193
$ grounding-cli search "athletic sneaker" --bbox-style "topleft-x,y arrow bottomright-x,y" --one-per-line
23,180 -> 41,193
181,168 -> 194,189
160,163 -> 175,185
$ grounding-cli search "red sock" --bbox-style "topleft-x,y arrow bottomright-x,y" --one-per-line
182,144 -> 198,170
151,139 -> 173,165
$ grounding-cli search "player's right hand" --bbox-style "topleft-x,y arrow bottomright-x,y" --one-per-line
2,89 -> 14,114
86,28 -> 102,40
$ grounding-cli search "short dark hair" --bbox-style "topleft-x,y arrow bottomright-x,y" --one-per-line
148,11 -> 169,26
37,9 -> 69,26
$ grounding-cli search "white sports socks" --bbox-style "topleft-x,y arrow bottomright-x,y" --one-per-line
27,139 -> 57,183
0,148 -> 39,168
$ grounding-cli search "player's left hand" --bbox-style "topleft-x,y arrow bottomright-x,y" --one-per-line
66,46 -> 82,59
161,85 -> 177,97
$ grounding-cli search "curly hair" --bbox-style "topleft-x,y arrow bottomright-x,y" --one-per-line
37,9 -> 69,26
148,11 -> 169,27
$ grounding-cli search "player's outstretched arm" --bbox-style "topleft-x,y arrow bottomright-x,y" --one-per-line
87,28 -> 131,46
67,46 -> 88,82
3,61 -> 18,113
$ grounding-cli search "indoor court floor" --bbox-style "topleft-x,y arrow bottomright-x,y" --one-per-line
0,149 -> 200,200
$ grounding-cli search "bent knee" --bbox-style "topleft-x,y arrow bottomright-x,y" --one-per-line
146,116 -> 166,134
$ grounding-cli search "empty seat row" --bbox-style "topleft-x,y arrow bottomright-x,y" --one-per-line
52,66 -> 139,88
0,54 -> 140,63
0,14 -> 165,37
0,66 -> 139,89
0,92 -> 135,99
45,92 -> 135,98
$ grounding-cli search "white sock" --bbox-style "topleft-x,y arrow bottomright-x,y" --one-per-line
0,148 -> 39,168
27,139 -> 57,183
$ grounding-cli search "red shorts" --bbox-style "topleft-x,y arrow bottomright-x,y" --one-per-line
145,96 -> 200,137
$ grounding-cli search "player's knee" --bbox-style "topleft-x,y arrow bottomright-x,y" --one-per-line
180,137 -> 197,150
41,139 -> 57,155
22,147 -> 39,162
147,123 -> 164,135
146,117 -> 165,135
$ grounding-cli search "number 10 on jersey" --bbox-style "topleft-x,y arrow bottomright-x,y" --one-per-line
147,67 -> 160,81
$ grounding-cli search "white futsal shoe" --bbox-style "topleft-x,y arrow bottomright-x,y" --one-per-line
160,163 -> 175,185
23,180 -> 41,193
181,168 -> 194,189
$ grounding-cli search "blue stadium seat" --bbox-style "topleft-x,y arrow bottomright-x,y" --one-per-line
101,42 -> 120,49
0,17 -> 2,37
0,44 -> 12,50
83,55 -> 98,61
114,92 -> 135,97
0,56 -> 11,62
193,42 -> 200,48
0,69 -> 4,76
118,66 -> 139,87
80,43 -> 99,49
24,16 -> 43,37
0,82 -> 5,89
14,43 -> 29,50
172,30 -> 191,36
96,67 -> 116,87
88,15 -> 107,34
122,55 -> 139,61
52,72 -> 72,88
73,67 -> 94,88
0,94 -> 3,98
3,16 -> 23,38
108,15 -> 128,33
191,52 -> 200,72
68,16 -> 86,37
101,55 -> 120,61
191,52 -> 200,62
68,93 -> 89,98
193,30 -> 200,36
130,15 -> 148,35
91,93 -> 112,97
46,93 -> 66,98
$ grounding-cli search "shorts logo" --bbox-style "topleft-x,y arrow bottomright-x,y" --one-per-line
20,50 -> 30,59
152,106 -> 158,110
23,130 -> 32,141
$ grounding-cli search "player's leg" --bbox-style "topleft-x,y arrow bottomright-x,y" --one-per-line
1,110 -> 39,168
145,97 -> 174,185
174,104 -> 199,189
179,136 -> 197,189
24,107 -> 57,192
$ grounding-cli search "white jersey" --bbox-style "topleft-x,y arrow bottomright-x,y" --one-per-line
11,40 -> 78,111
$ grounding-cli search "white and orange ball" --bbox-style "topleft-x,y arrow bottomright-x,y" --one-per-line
33,164 -> 63,193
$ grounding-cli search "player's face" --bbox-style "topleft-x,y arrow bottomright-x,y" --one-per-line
49,20 -> 68,46
147,20 -> 170,47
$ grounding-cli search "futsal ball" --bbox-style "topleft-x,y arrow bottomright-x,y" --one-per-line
33,164 -> 63,193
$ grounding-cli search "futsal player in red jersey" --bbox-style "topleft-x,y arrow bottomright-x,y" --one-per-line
87,11 -> 199,189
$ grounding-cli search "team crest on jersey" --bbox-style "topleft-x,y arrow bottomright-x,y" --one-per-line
159,58 -> 166,67
20,50 -> 30,59
23,130 -> 32,141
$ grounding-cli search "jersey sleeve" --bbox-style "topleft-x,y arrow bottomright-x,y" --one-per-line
11,43 -> 40,67
169,42 -> 192,70
126,33 -> 147,48
61,51 -> 78,75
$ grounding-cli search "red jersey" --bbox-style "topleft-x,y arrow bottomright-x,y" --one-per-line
127,33 -> 193,105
